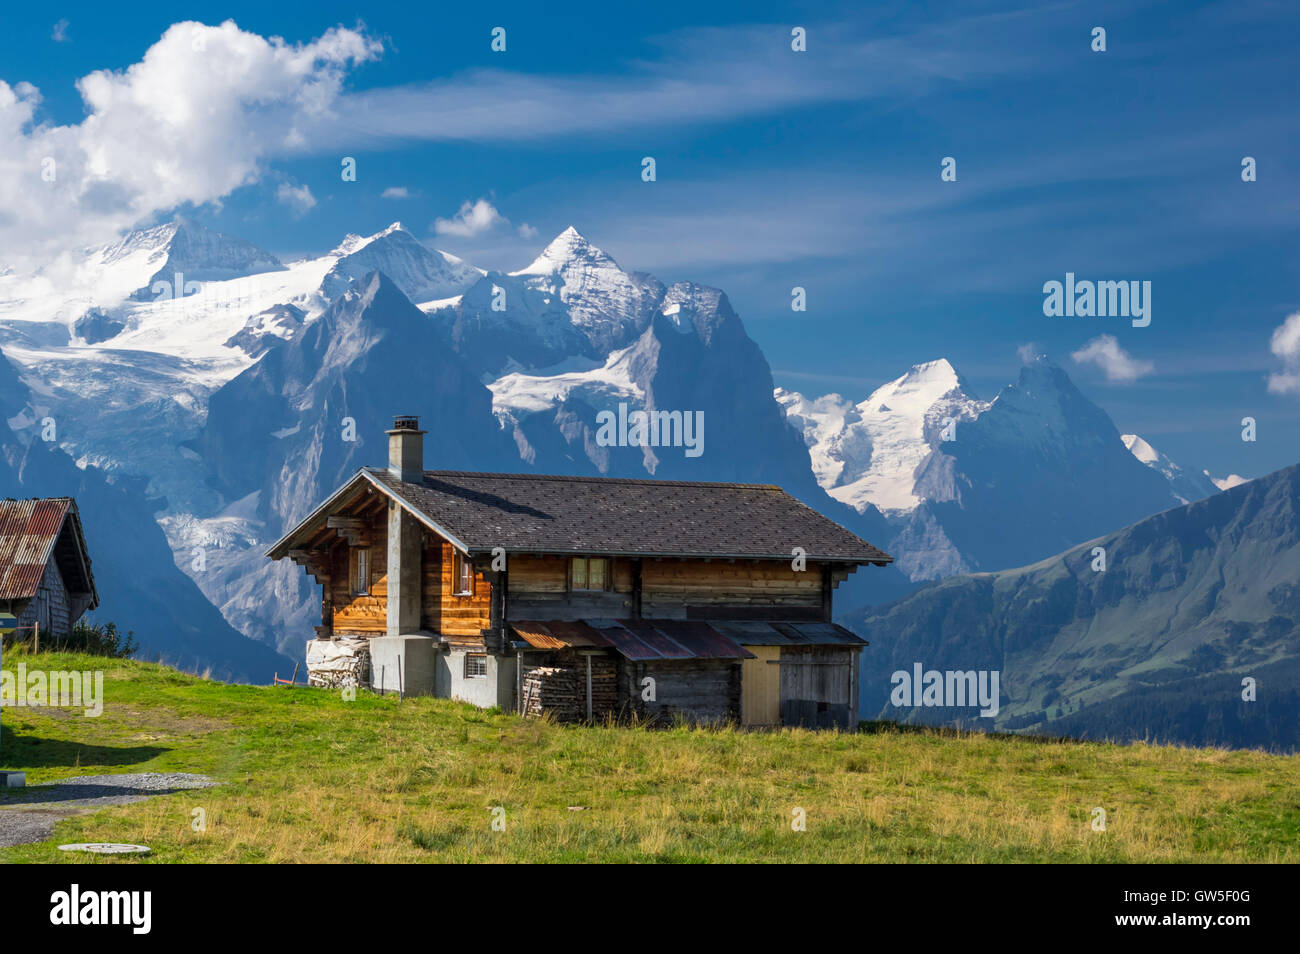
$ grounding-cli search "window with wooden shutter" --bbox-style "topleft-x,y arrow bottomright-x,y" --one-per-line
351,548 -> 370,596
453,551 -> 474,596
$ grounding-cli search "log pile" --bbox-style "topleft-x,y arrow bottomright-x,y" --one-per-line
521,652 -> 617,722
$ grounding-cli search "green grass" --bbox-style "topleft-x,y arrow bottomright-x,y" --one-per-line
2,651 -> 1297,862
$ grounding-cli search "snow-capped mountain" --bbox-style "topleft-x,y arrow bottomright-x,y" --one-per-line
0,217 -> 1229,674
777,359 -> 988,513
118,218 -> 287,299
781,356 -> 1192,581
320,222 -> 482,305
1121,433 -> 1220,504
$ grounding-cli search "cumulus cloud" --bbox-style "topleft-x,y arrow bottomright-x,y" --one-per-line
433,198 -> 508,238
517,222 -> 538,239
0,19 -> 380,269
1070,334 -> 1154,383
1267,312 -> 1300,395
381,186 -> 411,199
276,182 -> 316,217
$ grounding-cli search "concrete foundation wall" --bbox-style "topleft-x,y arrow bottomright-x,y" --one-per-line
368,634 -> 438,696
437,648 -> 514,709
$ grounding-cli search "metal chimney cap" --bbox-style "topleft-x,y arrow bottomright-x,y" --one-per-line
390,415 -> 422,432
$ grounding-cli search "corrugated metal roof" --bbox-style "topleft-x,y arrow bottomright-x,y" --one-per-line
511,619 -> 760,661
0,498 -> 71,600
710,619 -> 868,647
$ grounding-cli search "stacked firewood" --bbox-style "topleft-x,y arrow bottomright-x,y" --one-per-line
521,656 -> 617,722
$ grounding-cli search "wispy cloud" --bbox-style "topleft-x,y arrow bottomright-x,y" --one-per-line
51,19 -> 69,43
276,181 -> 316,217
381,186 -> 412,199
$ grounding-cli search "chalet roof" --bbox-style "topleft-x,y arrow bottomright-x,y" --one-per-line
267,467 -> 893,566
0,497 -> 99,607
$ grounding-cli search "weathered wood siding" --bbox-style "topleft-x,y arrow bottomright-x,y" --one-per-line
506,555 -> 826,621
778,646 -> 858,729
617,658 -> 742,725
423,541 -> 491,638
15,558 -> 73,638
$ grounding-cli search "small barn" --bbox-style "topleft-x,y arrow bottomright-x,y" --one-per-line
267,416 -> 894,729
0,497 -> 98,641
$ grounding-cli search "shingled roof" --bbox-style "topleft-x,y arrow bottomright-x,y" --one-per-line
268,468 -> 893,565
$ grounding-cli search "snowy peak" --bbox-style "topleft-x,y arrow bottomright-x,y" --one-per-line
863,359 -> 969,416
779,358 -> 988,514
514,226 -> 621,277
1122,433 -> 1160,465
114,218 -> 286,298
320,224 -> 481,304
1122,433 -> 1221,504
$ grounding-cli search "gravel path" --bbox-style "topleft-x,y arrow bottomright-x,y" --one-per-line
0,772 -> 217,848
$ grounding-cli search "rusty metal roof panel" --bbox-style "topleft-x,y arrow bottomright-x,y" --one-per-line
511,620 -> 614,651
0,564 -> 45,601
0,498 -> 72,600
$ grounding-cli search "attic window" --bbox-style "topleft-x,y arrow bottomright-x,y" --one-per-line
570,557 -> 609,592
351,548 -> 370,596
453,551 -> 474,596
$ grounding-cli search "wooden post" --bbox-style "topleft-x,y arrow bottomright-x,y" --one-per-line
33,620 -> 39,654
631,559 -> 643,619
586,653 -> 593,724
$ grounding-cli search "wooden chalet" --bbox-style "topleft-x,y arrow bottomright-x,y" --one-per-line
0,497 -> 98,641
267,416 -> 893,728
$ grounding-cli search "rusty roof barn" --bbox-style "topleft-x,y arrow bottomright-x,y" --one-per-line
0,497 -> 98,642
268,416 -> 892,728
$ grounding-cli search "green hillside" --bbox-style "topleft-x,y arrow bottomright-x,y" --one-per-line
853,462 -> 1300,750
1,652 -> 1297,863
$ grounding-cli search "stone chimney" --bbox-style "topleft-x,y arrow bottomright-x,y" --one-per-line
387,414 -> 425,483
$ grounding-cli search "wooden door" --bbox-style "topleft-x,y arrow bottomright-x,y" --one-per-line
741,646 -> 781,726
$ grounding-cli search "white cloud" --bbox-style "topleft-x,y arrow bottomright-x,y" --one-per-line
1016,342 -> 1043,363
52,19 -> 69,43
381,186 -> 411,199
276,182 -> 316,217
434,198 -> 507,238
1266,312 -> 1300,396
0,20 -> 380,269
1070,335 -> 1155,383
517,222 -> 538,239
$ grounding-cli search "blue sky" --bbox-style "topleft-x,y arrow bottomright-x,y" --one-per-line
4,1 -> 1298,479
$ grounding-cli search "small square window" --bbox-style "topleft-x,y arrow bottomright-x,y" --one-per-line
570,557 -> 609,591
465,654 -> 487,679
